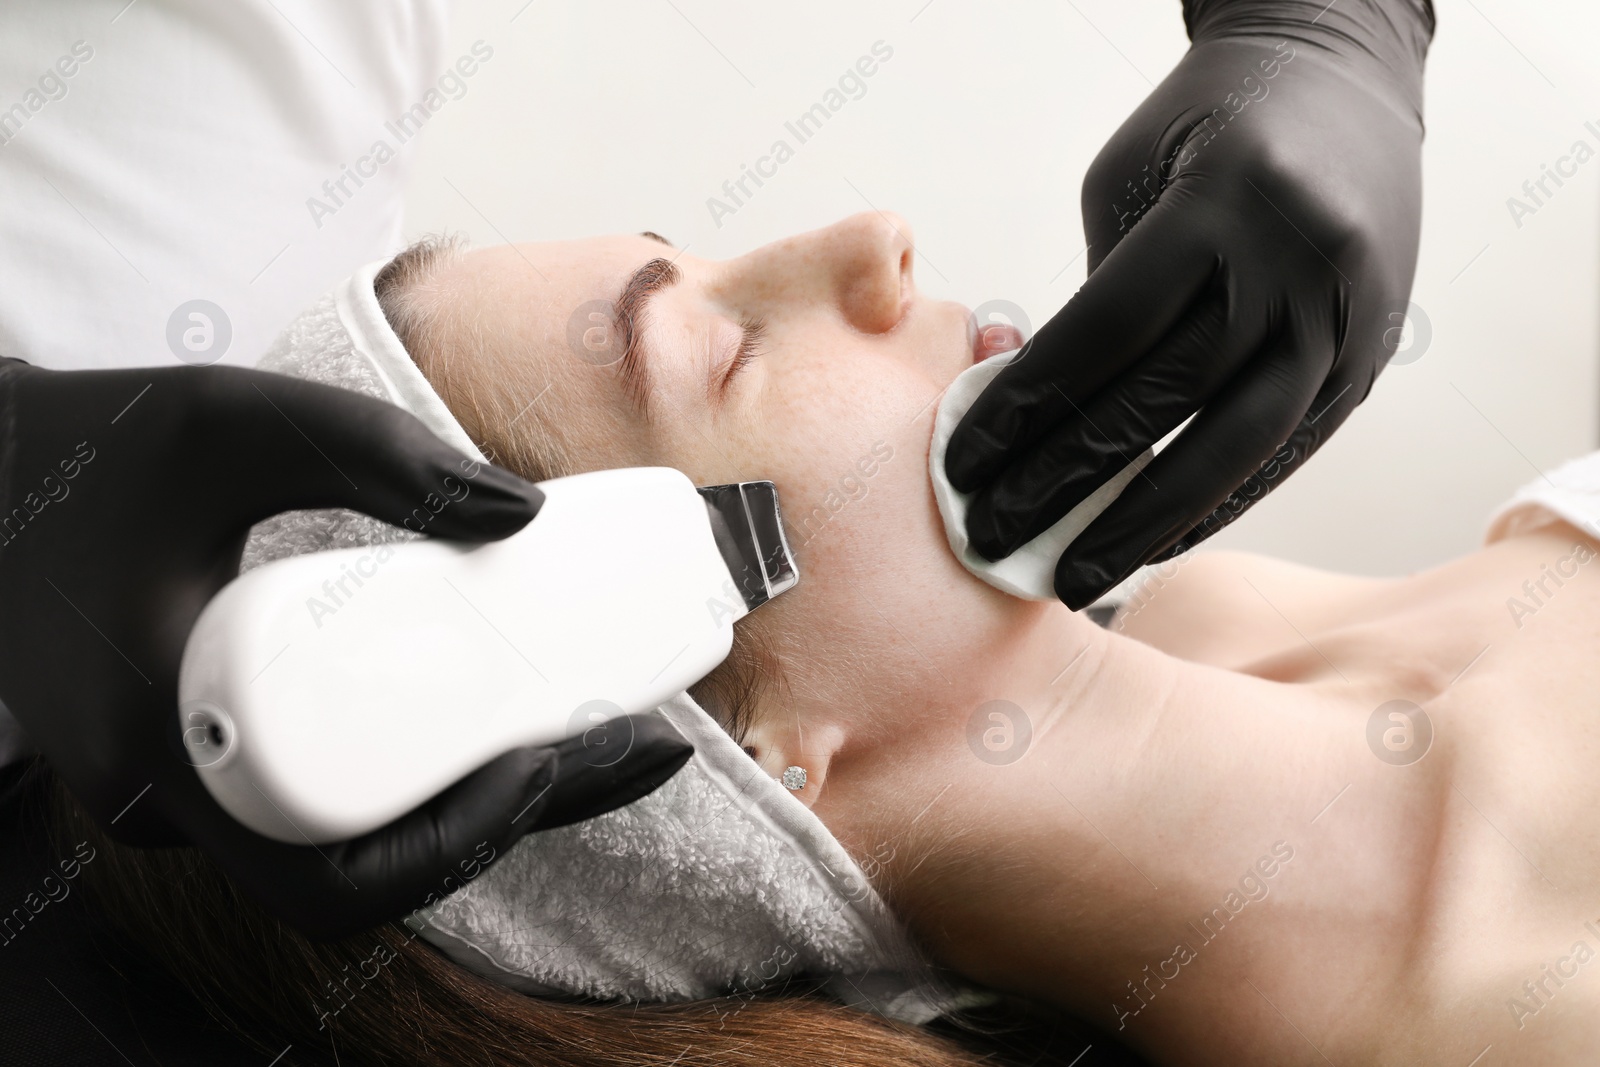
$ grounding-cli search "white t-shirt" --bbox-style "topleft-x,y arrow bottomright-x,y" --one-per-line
0,0 -> 452,763
0,0 -> 451,371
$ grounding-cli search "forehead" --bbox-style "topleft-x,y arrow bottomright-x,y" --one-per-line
451,234 -> 668,329
445,233 -> 676,391
439,234 -> 684,464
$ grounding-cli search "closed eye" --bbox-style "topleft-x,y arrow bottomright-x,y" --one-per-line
720,316 -> 767,394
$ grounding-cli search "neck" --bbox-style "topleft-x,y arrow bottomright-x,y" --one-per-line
821,604 -> 1449,1063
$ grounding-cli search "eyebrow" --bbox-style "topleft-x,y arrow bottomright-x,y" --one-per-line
612,249 -> 682,417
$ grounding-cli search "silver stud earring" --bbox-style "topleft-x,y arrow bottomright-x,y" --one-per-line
781,765 -> 808,791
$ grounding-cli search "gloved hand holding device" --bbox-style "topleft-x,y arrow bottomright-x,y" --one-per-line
946,0 -> 1435,608
0,357 -> 693,939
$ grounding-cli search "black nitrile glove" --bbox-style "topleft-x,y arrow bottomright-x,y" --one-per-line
946,0 -> 1434,608
0,359 -> 693,938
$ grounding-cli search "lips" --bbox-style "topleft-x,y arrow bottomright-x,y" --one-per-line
972,322 -> 1025,363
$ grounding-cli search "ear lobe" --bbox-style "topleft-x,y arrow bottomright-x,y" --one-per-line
742,717 -> 844,811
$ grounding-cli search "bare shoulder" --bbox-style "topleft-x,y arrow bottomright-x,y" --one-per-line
1110,550 -> 1388,667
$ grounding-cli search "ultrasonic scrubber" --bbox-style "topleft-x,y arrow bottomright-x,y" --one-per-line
178,467 -> 797,843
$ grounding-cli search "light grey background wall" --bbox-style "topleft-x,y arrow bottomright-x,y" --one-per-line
403,0 -> 1600,577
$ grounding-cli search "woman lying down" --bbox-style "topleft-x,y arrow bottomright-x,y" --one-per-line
46,212 -> 1600,1067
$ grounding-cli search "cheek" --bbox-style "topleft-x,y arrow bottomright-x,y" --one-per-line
747,365 -> 1014,708
748,365 -> 930,550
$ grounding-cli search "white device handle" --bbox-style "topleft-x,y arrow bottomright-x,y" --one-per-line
178,467 -> 793,843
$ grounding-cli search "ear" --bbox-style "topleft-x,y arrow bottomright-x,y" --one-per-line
741,711 -> 845,811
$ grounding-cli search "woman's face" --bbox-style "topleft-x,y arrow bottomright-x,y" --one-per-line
434,212 -> 1043,799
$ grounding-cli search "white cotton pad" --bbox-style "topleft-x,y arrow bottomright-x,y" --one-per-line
928,350 -> 1155,601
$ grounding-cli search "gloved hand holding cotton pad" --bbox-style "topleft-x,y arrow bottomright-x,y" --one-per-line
928,349 -> 1154,602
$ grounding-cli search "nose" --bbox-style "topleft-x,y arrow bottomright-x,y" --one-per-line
826,211 -> 915,334
737,211 -> 915,335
